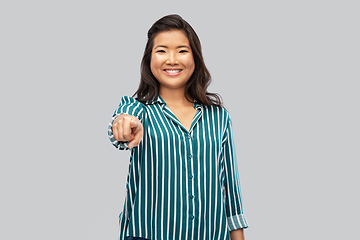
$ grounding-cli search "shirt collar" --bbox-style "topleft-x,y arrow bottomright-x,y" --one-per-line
193,99 -> 203,110
145,94 -> 166,105
146,94 -> 203,109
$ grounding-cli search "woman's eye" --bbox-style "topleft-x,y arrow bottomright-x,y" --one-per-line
179,50 -> 188,53
156,50 -> 166,53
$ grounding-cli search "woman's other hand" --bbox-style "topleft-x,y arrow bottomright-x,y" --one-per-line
112,114 -> 143,149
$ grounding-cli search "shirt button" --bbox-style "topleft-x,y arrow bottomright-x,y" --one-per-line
189,174 -> 193,179
188,154 -> 192,159
187,134 -> 191,139
190,215 -> 195,220
190,195 -> 194,199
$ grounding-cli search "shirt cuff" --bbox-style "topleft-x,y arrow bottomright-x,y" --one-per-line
227,213 -> 248,231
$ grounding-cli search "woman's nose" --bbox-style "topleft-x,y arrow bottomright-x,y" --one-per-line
166,53 -> 178,65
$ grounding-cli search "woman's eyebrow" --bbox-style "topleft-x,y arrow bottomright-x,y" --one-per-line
154,45 -> 168,49
154,45 -> 190,50
177,45 -> 190,49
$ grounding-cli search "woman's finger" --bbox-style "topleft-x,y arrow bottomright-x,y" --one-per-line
122,116 -> 133,141
128,121 -> 143,149
117,121 -> 124,141
112,122 -> 118,140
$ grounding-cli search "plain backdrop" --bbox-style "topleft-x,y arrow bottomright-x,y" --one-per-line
1,1 -> 359,239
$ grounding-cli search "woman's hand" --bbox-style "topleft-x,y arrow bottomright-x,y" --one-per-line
230,228 -> 245,240
112,114 -> 143,149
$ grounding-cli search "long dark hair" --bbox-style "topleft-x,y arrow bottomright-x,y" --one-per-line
132,14 -> 223,107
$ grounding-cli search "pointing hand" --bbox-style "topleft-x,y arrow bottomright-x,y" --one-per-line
112,114 -> 143,149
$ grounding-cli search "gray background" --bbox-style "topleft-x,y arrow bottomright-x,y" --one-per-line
1,0 -> 359,239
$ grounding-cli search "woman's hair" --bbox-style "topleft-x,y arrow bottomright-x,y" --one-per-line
132,14 -> 223,107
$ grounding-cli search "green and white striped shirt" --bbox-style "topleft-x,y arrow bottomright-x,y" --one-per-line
108,95 -> 248,240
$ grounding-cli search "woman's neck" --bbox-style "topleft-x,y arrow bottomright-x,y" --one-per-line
159,88 -> 193,107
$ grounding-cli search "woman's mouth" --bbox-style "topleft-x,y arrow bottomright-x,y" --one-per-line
164,69 -> 182,76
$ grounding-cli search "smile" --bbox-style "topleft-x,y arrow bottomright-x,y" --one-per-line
164,69 -> 182,76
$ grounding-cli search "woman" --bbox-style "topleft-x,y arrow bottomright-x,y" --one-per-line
108,14 -> 248,240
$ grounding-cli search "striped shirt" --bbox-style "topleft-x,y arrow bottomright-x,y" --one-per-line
108,95 -> 248,240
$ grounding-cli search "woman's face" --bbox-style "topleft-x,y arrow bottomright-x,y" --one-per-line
150,30 -> 195,93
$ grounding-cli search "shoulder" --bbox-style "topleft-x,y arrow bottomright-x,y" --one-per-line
113,96 -> 146,119
120,96 -> 143,104
202,104 -> 230,119
201,104 -> 232,129
119,96 -> 146,108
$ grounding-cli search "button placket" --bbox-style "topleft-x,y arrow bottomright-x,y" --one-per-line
185,131 -> 195,221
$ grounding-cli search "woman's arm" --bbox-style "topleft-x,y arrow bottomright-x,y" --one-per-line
230,228 -> 245,240
222,114 -> 249,230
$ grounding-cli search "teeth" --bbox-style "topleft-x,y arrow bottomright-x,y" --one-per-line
165,69 -> 181,73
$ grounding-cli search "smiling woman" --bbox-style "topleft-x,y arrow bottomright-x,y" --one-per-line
150,30 -> 195,95
134,14 -> 223,107
108,14 -> 248,240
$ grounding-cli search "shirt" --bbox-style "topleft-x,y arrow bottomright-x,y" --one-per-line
108,95 -> 248,240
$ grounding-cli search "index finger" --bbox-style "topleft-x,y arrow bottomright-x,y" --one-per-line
128,122 -> 143,149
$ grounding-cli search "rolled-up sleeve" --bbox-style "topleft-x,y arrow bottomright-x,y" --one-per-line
222,115 -> 248,231
108,96 -> 144,151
